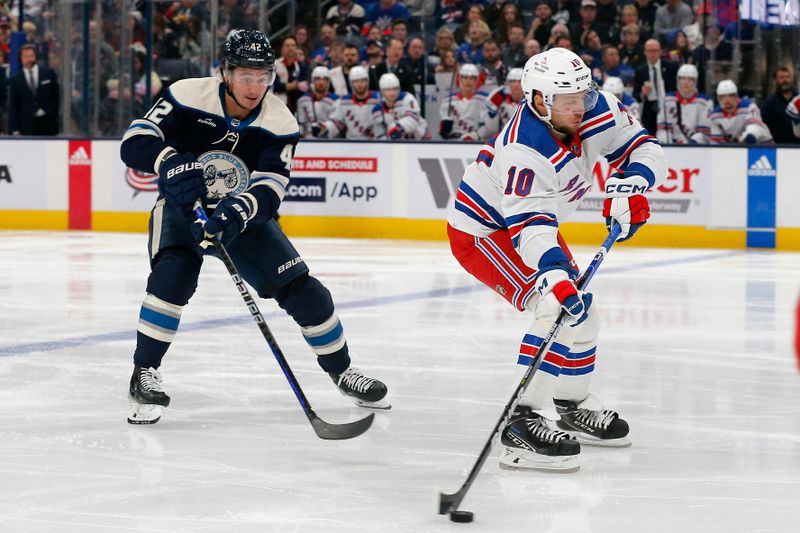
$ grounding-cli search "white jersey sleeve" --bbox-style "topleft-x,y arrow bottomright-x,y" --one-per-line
789,96 -> 800,138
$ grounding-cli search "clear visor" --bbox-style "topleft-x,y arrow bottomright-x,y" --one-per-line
550,84 -> 599,115
228,68 -> 276,87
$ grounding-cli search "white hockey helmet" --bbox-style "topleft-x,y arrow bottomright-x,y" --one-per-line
521,47 -> 598,125
379,72 -> 400,90
602,76 -> 624,97
459,63 -> 479,78
349,65 -> 369,82
716,79 -> 738,96
506,68 -> 524,82
311,66 -> 331,80
677,63 -> 699,80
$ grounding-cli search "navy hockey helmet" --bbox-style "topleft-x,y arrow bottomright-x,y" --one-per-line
221,29 -> 276,77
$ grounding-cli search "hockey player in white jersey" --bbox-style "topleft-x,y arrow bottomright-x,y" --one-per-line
602,76 -> 641,122
439,63 -> 490,141
296,66 -> 339,138
709,80 -> 773,144
789,94 -> 800,139
657,64 -> 712,144
483,68 -> 525,137
446,48 -> 667,472
319,65 -> 379,139
371,73 -> 428,140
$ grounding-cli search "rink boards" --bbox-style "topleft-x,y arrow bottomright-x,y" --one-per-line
0,138 -> 798,250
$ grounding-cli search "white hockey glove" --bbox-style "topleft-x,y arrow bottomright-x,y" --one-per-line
536,269 -> 593,325
603,172 -> 651,242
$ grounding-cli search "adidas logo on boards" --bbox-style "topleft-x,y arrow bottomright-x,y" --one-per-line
69,146 -> 91,166
747,155 -> 776,177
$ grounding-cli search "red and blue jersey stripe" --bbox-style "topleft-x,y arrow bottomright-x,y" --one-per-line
505,211 -> 558,247
454,181 -> 505,231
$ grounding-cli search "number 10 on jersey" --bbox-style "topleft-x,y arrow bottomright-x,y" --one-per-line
504,166 -> 535,197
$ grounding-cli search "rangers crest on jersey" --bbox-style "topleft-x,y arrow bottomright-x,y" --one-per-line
198,151 -> 250,200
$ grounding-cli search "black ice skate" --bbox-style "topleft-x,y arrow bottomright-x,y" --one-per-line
128,365 -> 171,425
554,395 -> 631,447
330,367 -> 390,410
499,405 -> 580,472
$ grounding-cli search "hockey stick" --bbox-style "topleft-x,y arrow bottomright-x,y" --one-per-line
194,202 -> 374,440
438,223 -> 622,518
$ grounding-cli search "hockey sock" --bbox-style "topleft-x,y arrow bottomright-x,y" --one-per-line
133,294 -> 183,369
301,313 -> 350,375
554,341 -> 596,402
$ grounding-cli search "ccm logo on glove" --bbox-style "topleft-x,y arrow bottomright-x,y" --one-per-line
605,182 -> 647,195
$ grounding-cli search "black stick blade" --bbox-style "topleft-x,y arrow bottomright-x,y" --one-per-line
310,412 -> 375,440
438,490 -> 462,515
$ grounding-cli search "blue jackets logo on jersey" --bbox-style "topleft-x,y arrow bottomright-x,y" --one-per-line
198,151 -> 250,200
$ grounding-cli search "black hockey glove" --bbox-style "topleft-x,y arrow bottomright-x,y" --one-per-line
158,153 -> 206,207
197,196 -> 252,247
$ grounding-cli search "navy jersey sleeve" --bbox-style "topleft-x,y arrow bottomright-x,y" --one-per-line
239,131 -> 300,223
120,89 -> 182,174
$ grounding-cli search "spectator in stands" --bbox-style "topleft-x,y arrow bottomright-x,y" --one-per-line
597,44 -> 634,88
494,3 -> 523,45
502,24 -> 526,68
483,0 -> 512,29
403,37 -> 433,84
328,40 -> 345,70
178,16 -> 207,67
435,49 -> 457,73
0,16 -> 11,60
546,23 -> 570,49
682,2 -> 709,50
436,0 -> 470,32
456,19 -> 490,65
619,24 -> 645,69
405,0 -> 437,23
525,38 -> 542,58
653,0 -> 693,46
709,80 -> 773,145
330,42 -> 362,95
635,38 -> 678,135
8,43 -> 59,135
578,29 -> 603,70
619,4 -> 650,42
297,66 -> 338,138
391,19 -> 410,47
480,38 -> 506,90
369,37 -> 415,94
570,0 -> 608,49
438,63 -> 488,141
364,0 -> 411,36
325,0 -> 366,41
152,13 -> 180,59
293,24 -> 313,62
218,0 -> 249,41
361,25 -> 384,61
657,64 -> 712,144
690,23 -> 733,94
551,33 -> 572,52
762,67 -> 800,144
311,23 -> 337,68
274,35 -> 309,114
372,72 -> 428,140
429,26 -> 457,71
663,29 -> 692,65
633,0 -> 658,40
528,1 -> 557,48
133,47 -> 163,112
126,10 -> 146,47
595,0 -> 618,27
364,39 -> 385,68
456,4 -> 486,43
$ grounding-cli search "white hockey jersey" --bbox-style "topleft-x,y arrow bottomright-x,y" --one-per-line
620,93 -> 641,122
327,91 -> 381,139
439,91 -> 491,139
447,92 -> 667,272
786,95 -> 800,139
657,91 -> 713,144
296,91 -> 338,138
483,86 -> 523,138
371,91 -> 428,140
708,98 -> 773,144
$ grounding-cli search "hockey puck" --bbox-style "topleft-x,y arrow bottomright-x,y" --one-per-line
449,510 -> 474,523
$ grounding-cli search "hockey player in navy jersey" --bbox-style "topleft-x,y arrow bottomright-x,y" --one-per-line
121,30 -> 389,424
447,48 -> 667,472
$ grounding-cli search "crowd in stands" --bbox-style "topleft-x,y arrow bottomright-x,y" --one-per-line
0,0 -> 799,143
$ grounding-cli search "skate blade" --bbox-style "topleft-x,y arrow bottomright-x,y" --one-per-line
338,390 -> 392,410
127,401 -> 164,425
570,433 -> 632,448
498,448 -> 580,473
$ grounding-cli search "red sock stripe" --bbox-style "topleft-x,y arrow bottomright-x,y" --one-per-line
562,353 -> 596,368
519,343 -> 566,367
